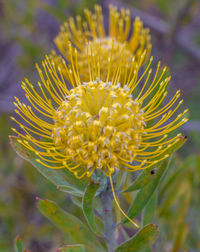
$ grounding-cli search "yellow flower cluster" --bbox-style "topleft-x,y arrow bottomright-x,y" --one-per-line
11,5 -> 188,227
52,5 -> 151,80
11,46 -> 188,177
53,80 -> 145,177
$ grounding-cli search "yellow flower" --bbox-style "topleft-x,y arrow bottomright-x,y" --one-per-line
52,5 -> 151,80
11,45 -> 188,227
11,46 -> 188,178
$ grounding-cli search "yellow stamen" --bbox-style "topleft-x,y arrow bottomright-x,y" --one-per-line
109,175 -> 139,228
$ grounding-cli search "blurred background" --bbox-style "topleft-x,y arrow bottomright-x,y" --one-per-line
0,0 -> 200,251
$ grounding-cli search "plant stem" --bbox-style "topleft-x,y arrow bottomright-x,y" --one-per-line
100,179 -> 117,252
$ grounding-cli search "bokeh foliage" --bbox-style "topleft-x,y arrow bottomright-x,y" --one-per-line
0,0 -> 200,251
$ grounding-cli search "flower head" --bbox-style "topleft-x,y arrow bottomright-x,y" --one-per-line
11,45 -> 188,180
53,80 -> 145,177
52,5 -> 151,80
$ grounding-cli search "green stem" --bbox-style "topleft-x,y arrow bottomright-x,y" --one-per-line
100,179 -> 117,252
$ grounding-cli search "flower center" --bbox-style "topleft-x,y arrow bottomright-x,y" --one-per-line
52,80 -> 145,175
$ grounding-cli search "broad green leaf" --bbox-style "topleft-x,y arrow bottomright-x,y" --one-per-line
125,158 -> 170,223
57,185 -> 83,197
82,181 -> 100,233
14,235 -> 25,252
116,224 -> 159,252
9,136 -> 87,191
142,191 -> 157,226
57,244 -> 86,252
37,198 -> 104,252
124,136 -> 187,192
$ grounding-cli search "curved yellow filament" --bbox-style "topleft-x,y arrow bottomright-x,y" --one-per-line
109,175 -> 140,228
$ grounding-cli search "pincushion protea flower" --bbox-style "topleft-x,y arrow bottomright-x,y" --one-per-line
52,5 -> 151,80
11,45 -> 188,227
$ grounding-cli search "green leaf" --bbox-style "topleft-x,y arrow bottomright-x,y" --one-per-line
57,244 -> 86,252
124,167 -> 154,192
124,136 -> 187,192
82,181 -> 100,233
9,136 -> 87,191
57,185 -> 83,197
72,196 -> 104,232
115,224 -> 159,252
125,158 -> 170,223
71,196 -> 83,208
117,171 -> 128,191
14,235 -> 25,252
142,191 -> 157,226
37,198 -> 104,252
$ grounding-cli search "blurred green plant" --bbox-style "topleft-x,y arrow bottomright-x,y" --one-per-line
0,0 -> 99,72
0,114 -> 66,251
14,235 -> 28,252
